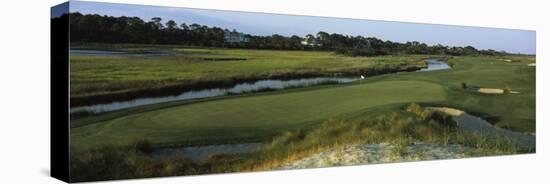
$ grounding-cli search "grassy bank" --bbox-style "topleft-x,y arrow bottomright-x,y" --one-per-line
70,104 -> 525,182
70,47 -> 428,103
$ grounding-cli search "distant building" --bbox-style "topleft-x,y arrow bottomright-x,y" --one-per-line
224,30 -> 249,44
300,34 -> 320,46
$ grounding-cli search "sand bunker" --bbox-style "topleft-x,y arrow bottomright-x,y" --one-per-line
528,63 -> 536,67
500,59 -> 519,63
428,107 -> 464,116
280,143 -> 472,169
477,88 -> 520,94
478,88 -> 504,94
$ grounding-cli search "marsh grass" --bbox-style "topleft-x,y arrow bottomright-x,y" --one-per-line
390,138 -> 409,158
70,109 -> 96,120
70,48 -> 428,101
69,140 -> 201,182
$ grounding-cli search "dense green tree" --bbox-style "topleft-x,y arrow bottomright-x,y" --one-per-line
64,12 -> 511,57
165,20 -> 177,30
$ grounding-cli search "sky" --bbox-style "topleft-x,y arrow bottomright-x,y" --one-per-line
65,0 -> 536,54
51,2 -> 69,18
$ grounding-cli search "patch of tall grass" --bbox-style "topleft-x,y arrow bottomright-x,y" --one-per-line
69,140 -> 200,182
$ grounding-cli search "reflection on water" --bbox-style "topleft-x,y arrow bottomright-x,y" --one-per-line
70,49 -> 175,57
417,59 -> 450,72
71,77 -> 358,114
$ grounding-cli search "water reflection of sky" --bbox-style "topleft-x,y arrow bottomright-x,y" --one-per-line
71,77 -> 357,114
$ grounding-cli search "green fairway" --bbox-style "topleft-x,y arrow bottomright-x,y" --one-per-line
70,50 -> 535,150
71,80 -> 446,148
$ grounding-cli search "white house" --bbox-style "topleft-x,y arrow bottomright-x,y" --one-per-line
224,30 -> 249,44
300,34 -> 320,46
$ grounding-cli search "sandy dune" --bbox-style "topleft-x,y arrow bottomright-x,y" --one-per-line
280,143 -> 472,169
281,107 -> 535,169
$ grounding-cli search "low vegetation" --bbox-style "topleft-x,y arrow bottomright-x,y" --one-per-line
461,82 -> 467,90
70,103 -> 525,182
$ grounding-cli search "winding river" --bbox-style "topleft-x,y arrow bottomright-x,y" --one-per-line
70,77 -> 358,114
70,50 -> 450,115
418,58 -> 451,72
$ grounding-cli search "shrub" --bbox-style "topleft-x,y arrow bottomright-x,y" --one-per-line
461,82 -> 467,90
390,138 -> 409,158
70,143 -> 200,182
268,130 -> 306,148
335,47 -> 381,57
448,62 -> 455,68
428,111 -> 458,128
503,86 -> 512,94
70,145 -> 143,181
405,103 -> 426,118
134,139 -> 153,155
495,123 -> 512,129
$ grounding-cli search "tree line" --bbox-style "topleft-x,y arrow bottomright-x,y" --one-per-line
64,12 -> 509,56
